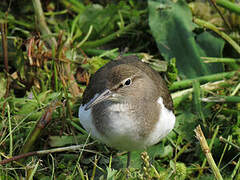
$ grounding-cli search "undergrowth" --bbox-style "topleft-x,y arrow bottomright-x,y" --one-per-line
0,0 -> 240,179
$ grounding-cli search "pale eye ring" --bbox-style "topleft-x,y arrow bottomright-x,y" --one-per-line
124,78 -> 132,86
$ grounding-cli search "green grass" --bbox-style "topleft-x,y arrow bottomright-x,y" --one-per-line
0,0 -> 240,179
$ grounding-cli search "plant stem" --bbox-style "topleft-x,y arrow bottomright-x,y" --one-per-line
193,80 -> 206,127
20,101 -> 59,154
216,0 -> 240,15
231,157 -> 240,179
218,136 -> 230,168
219,136 -> 240,151
1,23 -> 8,73
81,22 -> 136,48
170,71 -> 238,91
195,125 -> 223,180
0,143 -> 95,165
193,18 -> 240,55
201,57 -> 240,63
172,80 -> 230,107
0,22 -> 11,118
32,0 -> 57,47
60,0 -> 85,14
201,57 -> 239,70
208,0 -> 232,30
201,96 -> 240,103
198,126 -> 219,177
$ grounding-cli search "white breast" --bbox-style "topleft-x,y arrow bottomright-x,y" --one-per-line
78,96 -> 176,151
79,101 -> 145,150
145,97 -> 176,146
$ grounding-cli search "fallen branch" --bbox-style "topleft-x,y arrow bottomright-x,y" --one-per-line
0,143 -> 96,165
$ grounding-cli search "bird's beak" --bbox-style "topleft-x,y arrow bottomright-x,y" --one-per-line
84,89 -> 112,110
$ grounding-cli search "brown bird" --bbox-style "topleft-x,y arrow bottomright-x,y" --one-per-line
79,55 -> 175,167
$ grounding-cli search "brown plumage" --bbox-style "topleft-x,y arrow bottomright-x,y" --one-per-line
82,55 -> 173,110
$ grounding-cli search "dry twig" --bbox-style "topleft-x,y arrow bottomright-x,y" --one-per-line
194,125 -> 223,180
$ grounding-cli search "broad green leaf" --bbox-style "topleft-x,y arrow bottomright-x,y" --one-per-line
148,0 -> 224,78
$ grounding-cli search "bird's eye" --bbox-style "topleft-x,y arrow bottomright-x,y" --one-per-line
124,78 -> 132,86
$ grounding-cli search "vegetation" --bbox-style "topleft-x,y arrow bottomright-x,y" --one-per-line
0,0 -> 240,179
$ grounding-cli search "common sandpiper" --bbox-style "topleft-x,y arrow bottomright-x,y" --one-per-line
79,55 -> 175,167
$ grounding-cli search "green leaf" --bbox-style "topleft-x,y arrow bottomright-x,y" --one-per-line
195,31 -> 224,72
76,2 -> 135,41
49,135 -> 88,147
118,151 -> 142,168
117,143 -> 172,169
176,112 -> 198,141
81,57 -> 109,74
147,143 -> 173,160
148,0 -> 224,78
106,166 -> 118,180
147,143 -> 164,159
